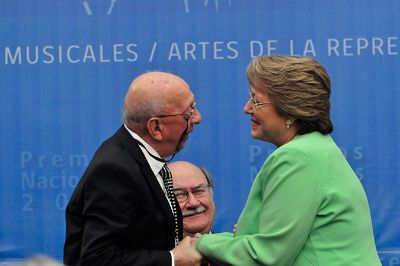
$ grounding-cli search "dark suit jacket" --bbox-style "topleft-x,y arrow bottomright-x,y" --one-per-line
64,126 -> 183,266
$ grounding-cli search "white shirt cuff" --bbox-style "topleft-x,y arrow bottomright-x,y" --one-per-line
170,250 -> 175,266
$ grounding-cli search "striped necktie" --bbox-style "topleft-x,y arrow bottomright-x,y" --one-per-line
160,164 -> 179,246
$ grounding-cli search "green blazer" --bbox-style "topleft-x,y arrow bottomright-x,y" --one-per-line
196,132 -> 381,266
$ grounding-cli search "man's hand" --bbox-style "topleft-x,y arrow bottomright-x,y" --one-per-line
172,236 -> 203,266
191,233 -> 201,247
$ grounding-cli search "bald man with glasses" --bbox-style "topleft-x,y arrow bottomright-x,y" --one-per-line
64,72 -> 203,266
169,161 -> 215,238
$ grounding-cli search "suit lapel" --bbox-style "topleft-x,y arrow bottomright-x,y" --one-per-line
114,125 -> 181,244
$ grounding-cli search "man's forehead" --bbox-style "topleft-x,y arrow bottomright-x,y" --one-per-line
173,173 -> 208,188
174,181 -> 208,190
173,172 -> 207,185
170,162 -> 208,184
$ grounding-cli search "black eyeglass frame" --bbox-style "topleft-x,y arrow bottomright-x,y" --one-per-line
172,184 -> 211,203
156,102 -> 197,121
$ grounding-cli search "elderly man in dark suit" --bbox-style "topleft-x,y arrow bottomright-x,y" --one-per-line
64,71 -> 202,266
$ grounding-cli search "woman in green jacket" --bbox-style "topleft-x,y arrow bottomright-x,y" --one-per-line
195,55 -> 381,266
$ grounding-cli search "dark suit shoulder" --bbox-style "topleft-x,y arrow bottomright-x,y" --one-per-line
64,126 -> 176,266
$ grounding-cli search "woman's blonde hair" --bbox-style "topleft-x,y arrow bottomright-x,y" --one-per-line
247,55 -> 333,134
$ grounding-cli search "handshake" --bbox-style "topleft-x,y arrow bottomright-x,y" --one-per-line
172,233 -> 206,266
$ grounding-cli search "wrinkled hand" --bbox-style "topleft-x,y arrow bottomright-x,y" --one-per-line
172,236 -> 203,266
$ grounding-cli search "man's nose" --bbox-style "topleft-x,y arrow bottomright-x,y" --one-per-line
190,108 -> 202,124
185,192 -> 201,207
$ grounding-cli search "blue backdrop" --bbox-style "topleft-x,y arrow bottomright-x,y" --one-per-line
1,1 -> 399,264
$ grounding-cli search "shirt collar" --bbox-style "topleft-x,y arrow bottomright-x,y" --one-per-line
124,124 -> 164,175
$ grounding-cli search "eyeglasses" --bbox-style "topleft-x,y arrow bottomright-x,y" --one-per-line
157,102 -> 197,121
173,184 -> 211,203
248,91 -> 271,108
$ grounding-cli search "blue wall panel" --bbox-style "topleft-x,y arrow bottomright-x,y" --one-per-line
1,1 -> 399,263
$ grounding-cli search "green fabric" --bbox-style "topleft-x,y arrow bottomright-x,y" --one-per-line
196,132 -> 381,266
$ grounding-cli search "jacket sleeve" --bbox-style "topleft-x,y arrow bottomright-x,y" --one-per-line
196,148 -> 321,266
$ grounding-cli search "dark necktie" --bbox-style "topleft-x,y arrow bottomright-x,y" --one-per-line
160,164 -> 179,246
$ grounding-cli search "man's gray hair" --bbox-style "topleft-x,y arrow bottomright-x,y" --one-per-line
199,167 -> 214,189
123,98 -> 164,130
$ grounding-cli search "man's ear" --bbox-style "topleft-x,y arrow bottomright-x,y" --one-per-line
147,117 -> 163,141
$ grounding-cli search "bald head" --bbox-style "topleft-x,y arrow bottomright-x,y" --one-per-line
169,161 -> 212,187
122,71 -> 201,158
123,71 -> 192,130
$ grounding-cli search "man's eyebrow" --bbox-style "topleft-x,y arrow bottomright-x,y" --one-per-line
192,184 -> 207,189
